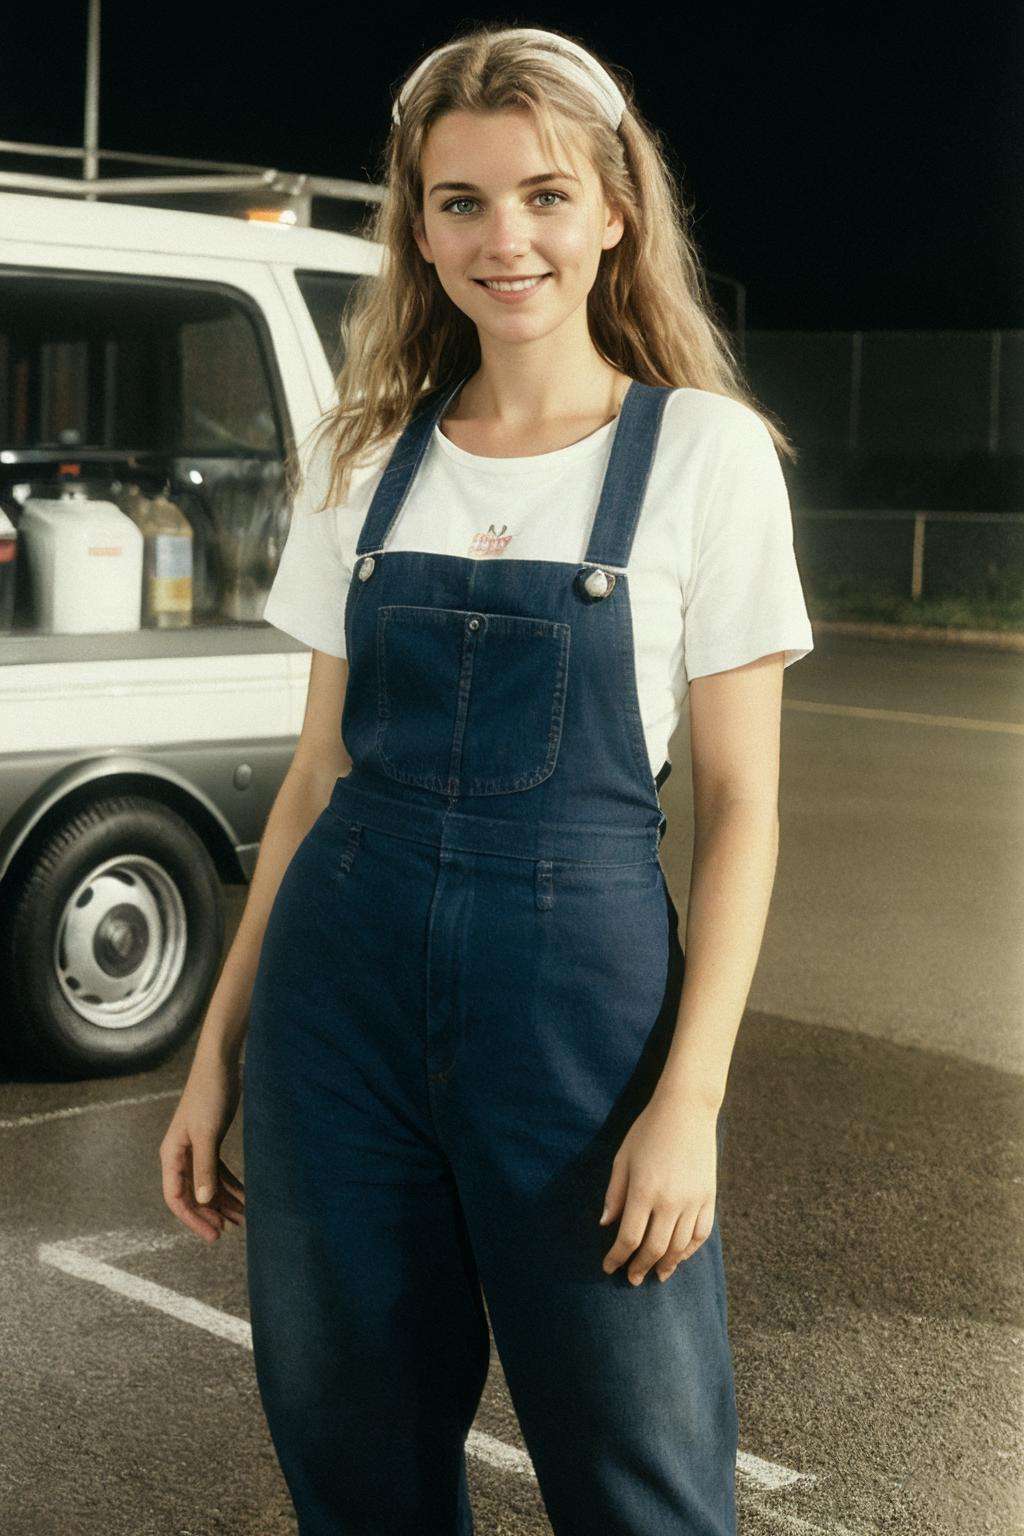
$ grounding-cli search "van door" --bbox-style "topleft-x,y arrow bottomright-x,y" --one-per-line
0,246 -> 322,1073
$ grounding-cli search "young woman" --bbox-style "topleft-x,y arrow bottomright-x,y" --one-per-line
161,24 -> 813,1535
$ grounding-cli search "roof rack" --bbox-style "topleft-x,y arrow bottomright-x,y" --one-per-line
0,139 -> 385,229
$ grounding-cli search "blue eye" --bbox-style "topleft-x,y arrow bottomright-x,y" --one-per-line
440,191 -> 567,215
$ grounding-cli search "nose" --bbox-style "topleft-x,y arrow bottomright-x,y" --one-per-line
478,203 -> 535,261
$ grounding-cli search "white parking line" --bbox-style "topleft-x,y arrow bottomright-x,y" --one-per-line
40,1234 -> 252,1347
738,1448 -> 814,1492
0,1087 -> 182,1130
784,697 -> 1024,735
38,1228 -> 845,1525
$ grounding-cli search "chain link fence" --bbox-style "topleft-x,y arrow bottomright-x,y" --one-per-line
744,330 -> 1024,614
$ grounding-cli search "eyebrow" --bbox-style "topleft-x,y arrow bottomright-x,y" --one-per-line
427,171 -> 580,197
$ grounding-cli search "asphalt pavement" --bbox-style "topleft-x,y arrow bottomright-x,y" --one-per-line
1,631 -> 1021,1535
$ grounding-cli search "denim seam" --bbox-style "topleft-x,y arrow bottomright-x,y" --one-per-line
613,574 -> 660,796
322,802 -> 656,862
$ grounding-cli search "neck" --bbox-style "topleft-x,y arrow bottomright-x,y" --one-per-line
450,363 -> 630,427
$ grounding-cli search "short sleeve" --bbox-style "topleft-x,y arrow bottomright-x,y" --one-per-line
682,410 -> 814,682
261,431 -> 352,658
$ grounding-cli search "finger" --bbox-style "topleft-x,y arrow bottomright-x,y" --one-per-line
161,1145 -> 204,1219
654,1210 -> 696,1281
192,1158 -> 220,1206
214,1187 -> 246,1217
218,1159 -> 246,1203
161,1136 -> 225,1241
215,1206 -> 243,1228
602,1192 -> 655,1275
678,1202 -> 715,1259
626,1207 -> 679,1286
598,1159 -> 628,1227
189,1189 -> 226,1228
159,1133 -> 192,1203
165,1194 -> 224,1243
657,1202 -> 714,1277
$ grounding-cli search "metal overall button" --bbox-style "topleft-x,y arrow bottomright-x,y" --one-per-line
358,555 -> 376,581
575,565 -> 616,601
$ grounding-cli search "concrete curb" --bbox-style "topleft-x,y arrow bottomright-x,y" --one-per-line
811,619 -> 1024,652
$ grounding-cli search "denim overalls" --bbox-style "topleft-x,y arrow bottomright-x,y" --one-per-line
243,371 -> 739,1535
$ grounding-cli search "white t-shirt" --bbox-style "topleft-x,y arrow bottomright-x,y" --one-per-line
262,386 -> 814,777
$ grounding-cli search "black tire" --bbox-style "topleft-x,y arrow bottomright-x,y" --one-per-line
1,794 -> 225,1078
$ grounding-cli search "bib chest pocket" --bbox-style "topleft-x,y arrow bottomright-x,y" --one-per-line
375,604 -> 571,796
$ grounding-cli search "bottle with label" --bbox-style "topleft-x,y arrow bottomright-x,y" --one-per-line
114,481 -> 194,628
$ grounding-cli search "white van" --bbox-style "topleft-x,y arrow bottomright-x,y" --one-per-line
0,187 -> 381,1077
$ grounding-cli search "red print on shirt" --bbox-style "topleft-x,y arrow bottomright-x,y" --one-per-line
468,523 -> 513,559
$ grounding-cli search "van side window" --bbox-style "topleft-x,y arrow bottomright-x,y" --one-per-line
180,308 -> 280,455
0,271 -> 291,638
294,269 -> 364,376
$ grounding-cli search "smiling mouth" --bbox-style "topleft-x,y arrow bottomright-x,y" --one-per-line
473,273 -> 553,286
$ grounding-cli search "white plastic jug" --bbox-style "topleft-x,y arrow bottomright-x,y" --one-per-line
20,490 -> 143,633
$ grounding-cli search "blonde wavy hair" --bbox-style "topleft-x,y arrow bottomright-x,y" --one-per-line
297,21 -> 797,514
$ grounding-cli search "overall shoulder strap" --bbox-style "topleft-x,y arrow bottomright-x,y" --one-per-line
354,373 -> 469,556
582,381 -> 674,572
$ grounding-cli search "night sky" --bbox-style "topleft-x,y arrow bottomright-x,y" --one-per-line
2,2 -> 1020,329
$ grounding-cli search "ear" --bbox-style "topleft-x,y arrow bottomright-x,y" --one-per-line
602,199 -> 625,254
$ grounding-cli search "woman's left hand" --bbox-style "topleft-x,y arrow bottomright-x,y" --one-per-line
598,1092 -> 720,1285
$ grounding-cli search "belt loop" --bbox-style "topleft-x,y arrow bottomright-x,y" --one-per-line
534,859 -> 554,911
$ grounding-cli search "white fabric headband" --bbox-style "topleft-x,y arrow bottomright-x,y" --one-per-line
392,28 -> 626,131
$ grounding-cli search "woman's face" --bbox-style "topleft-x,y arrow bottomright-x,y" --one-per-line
413,108 -> 623,344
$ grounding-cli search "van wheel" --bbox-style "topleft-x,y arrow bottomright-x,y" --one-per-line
2,794 -> 225,1078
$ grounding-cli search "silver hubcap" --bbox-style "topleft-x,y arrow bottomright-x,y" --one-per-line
54,855 -> 188,1028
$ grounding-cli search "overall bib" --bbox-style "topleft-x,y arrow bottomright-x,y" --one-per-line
243,372 -> 739,1536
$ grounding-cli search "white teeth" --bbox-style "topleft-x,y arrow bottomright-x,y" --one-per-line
481,275 -> 548,292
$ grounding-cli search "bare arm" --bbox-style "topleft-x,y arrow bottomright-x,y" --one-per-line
653,650 -> 785,1110
160,648 -> 352,1243
194,648 -> 353,1069
594,650 -> 788,1284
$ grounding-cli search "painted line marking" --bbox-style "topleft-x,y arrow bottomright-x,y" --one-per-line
0,1087 -> 182,1131
38,1229 -> 835,1516
784,697 -> 1024,735
39,1234 -> 251,1349
739,1447 -> 814,1491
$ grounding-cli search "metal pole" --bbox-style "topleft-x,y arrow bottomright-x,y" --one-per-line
989,329 -> 1002,453
84,0 -> 100,200
849,331 -> 862,452
911,513 -> 925,601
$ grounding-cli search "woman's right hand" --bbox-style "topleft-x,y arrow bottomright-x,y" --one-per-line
159,1047 -> 247,1244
